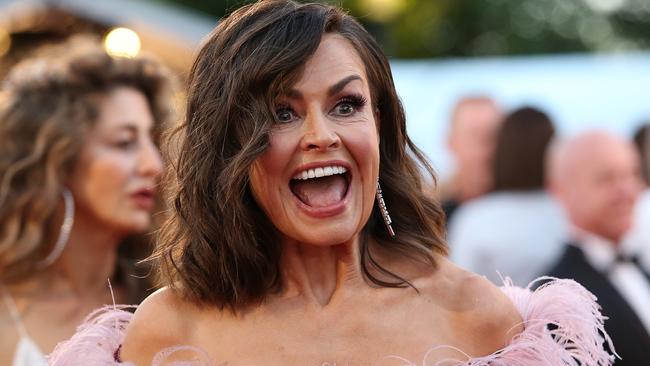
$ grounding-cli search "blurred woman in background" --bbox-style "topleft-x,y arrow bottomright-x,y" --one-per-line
633,122 -> 650,187
0,39 -> 175,365
449,107 -> 568,285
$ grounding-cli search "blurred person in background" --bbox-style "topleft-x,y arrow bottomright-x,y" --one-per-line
633,123 -> 650,186
449,107 -> 567,285
625,122 -> 650,270
438,96 -> 502,224
545,131 -> 650,365
0,39 -> 175,365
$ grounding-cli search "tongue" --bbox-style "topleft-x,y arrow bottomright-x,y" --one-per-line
292,175 -> 347,208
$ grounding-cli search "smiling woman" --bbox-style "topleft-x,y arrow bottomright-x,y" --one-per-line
151,0 -> 448,311
50,1 -> 614,365
249,35 -> 383,257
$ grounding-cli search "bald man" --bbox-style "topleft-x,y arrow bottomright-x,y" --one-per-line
545,131 -> 650,364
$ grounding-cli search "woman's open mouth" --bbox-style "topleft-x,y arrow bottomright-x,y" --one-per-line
289,164 -> 351,213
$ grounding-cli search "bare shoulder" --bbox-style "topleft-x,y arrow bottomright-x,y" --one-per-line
121,286 -> 198,365
429,257 -> 524,356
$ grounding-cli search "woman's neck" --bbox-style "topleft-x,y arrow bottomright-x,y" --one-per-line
280,236 -> 364,307
38,213 -> 123,299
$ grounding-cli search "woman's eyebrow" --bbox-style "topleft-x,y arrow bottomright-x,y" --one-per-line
110,121 -> 156,134
327,74 -> 362,96
110,124 -> 138,134
285,74 -> 363,100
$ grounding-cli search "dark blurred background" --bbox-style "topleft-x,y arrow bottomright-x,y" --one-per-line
160,0 -> 650,58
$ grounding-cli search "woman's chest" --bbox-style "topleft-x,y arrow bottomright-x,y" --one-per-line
189,306 -> 478,365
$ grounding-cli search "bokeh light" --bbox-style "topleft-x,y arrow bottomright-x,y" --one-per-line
359,0 -> 407,22
583,0 -> 628,14
103,27 -> 141,58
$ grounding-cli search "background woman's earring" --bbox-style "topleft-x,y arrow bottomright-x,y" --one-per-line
38,189 -> 74,269
376,181 -> 395,237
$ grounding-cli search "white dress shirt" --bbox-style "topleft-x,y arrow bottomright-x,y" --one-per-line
449,191 -> 568,286
573,229 -> 650,335
623,189 -> 650,270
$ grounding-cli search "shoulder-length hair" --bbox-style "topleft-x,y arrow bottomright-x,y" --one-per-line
491,106 -> 555,192
154,0 -> 447,309
0,39 -> 175,298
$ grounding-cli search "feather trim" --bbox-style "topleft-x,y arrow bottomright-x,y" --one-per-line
48,305 -> 136,366
47,305 -> 211,366
416,277 -> 616,366
48,278 -> 614,365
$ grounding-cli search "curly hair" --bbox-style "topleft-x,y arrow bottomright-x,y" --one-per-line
154,0 -> 447,309
0,38 -> 176,288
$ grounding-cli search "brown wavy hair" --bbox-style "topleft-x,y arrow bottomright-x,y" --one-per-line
0,39 -> 175,296
154,0 -> 447,309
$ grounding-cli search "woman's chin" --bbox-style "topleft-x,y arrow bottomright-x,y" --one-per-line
289,227 -> 359,247
111,216 -> 151,236
281,204 -> 369,247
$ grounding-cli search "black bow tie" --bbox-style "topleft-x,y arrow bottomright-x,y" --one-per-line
604,252 -> 650,281
611,253 -> 650,278
615,253 -> 642,266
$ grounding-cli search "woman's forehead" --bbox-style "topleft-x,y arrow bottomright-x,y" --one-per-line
286,34 -> 370,95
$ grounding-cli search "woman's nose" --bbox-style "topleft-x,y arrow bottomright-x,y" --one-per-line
300,111 -> 340,152
138,140 -> 163,179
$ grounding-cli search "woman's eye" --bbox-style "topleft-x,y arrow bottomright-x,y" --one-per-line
332,95 -> 366,117
114,139 -> 137,149
335,102 -> 355,116
275,107 -> 297,123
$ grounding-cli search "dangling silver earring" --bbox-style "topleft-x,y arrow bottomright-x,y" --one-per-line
38,189 -> 74,269
376,180 -> 395,237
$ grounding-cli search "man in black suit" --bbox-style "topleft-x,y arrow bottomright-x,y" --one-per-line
545,131 -> 650,364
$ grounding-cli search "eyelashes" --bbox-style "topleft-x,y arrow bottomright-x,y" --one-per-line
274,104 -> 297,123
273,94 -> 368,124
331,94 -> 367,117
339,94 -> 367,108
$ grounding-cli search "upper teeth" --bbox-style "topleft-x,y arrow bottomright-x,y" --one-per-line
293,165 -> 348,180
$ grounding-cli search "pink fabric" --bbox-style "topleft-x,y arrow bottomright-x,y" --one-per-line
47,305 -> 210,366
435,277 -> 615,365
48,305 -> 136,366
48,278 -> 615,365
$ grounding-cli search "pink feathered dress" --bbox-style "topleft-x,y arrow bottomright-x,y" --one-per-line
47,278 -> 616,365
